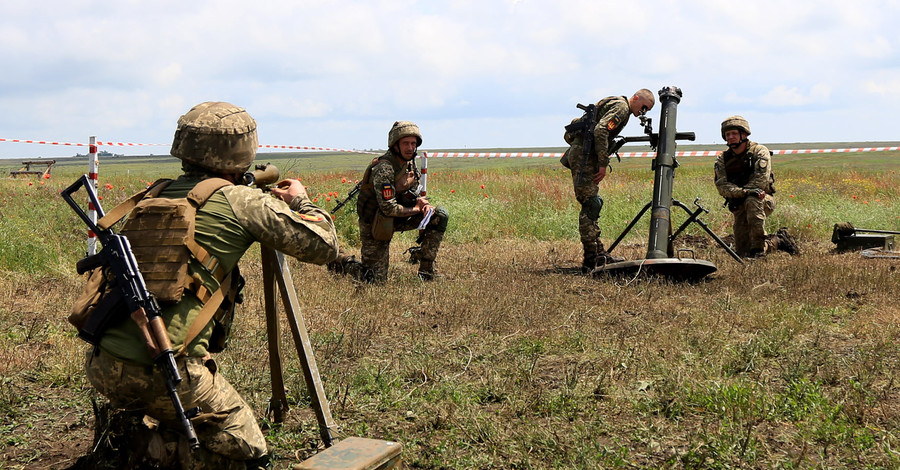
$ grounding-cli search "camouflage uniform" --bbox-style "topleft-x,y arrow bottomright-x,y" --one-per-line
356,149 -> 449,282
714,141 -> 776,256
83,102 -> 339,469
563,96 -> 631,269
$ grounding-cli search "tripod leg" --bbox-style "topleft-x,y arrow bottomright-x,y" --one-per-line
671,200 -> 743,264
262,248 -> 290,423
271,249 -> 338,448
607,202 -> 651,253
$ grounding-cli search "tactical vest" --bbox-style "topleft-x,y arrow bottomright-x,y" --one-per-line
357,154 -> 419,223
93,178 -> 242,353
722,143 -> 776,193
723,150 -> 754,188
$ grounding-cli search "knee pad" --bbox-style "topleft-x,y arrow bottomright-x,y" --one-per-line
580,196 -> 603,221
431,207 -> 449,232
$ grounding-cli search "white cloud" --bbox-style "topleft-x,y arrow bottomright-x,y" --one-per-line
2,0 -> 900,158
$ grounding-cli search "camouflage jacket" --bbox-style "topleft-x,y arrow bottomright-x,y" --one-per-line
714,141 -> 774,199
99,175 -> 339,365
564,96 -> 631,168
357,150 -> 421,223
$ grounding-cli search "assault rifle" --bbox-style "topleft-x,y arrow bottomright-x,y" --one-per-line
61,175 -> 201,450
564,103 -> 598,184
331,182 -> 361,214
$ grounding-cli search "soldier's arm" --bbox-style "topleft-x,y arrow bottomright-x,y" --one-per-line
592,103 -> 629,168
223,185 -> 339,265
745,145 -> 773,193
371,162 -> 420,217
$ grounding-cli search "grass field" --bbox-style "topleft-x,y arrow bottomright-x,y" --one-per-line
1,144 -> 899,469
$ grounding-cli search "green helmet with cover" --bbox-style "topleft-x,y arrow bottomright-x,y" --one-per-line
170,101 -> 258,173
721,115 -> 751,140
388,121 -> 422,149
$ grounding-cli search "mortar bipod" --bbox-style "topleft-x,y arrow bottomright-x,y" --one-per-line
605,197 -> 743,264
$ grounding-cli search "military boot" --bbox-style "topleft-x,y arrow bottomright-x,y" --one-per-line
417,260 -> 443,281
326,250 -> 364,277
581,242 -> 599,274
774,227 -> 800,255
596,241 -> 624,266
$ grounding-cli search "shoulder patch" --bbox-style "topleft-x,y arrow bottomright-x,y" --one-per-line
607,117 -> 619,131
298,213 -> 323,222
381,183 -> 394,200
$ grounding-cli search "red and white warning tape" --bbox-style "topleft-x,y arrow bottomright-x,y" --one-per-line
258,144 -> 378,154
426,147 -> 900,158
0,138 -> 377,154
2,137 -> 898,158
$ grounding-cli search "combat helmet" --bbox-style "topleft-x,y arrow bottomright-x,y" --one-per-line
721,115 -> 751,140
388,121 -> 422,149
170,101 -> 258,173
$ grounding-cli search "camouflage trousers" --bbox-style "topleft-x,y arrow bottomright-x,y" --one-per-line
568,158 -> 603,245
730,194 -> 776,256
359,208 -> 447,282
85,347 -> 267,469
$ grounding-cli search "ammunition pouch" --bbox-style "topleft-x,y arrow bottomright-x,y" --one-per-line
372,211 -> 395,241
68,266 -> 124,345
560,149 -> 571,169
207,267 -> 244,353
725,197 -> 744,212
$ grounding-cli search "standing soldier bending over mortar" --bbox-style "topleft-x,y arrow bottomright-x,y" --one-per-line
80,101 -> 338,469
562,89 -> 656,273
348,121 -> 449,282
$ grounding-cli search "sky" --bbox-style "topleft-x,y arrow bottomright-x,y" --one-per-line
1,0 -> 898,159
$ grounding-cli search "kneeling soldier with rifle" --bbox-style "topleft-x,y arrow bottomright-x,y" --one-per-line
343,121 -> 449,282
68,101 -> 338,469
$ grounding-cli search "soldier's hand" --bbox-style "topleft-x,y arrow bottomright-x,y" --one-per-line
592,166 -> 607,184
414,197 -> 433,214
272,179 -> 309,204
746,188 -> 765,199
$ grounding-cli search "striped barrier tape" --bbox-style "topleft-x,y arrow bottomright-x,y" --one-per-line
425,147 -> 900,158
2,137 -> 898,158
0,138 -> 378,154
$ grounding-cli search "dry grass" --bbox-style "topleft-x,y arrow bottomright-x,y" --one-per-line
1,152 -> 899,468
5,235 -> 898,468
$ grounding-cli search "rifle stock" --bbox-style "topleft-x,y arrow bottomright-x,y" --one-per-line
565,103 -> 598,185
62,175 -> 201,450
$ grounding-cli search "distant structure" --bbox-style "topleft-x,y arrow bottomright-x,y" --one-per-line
75,150 -> 123,158
9,160 -> 55,178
